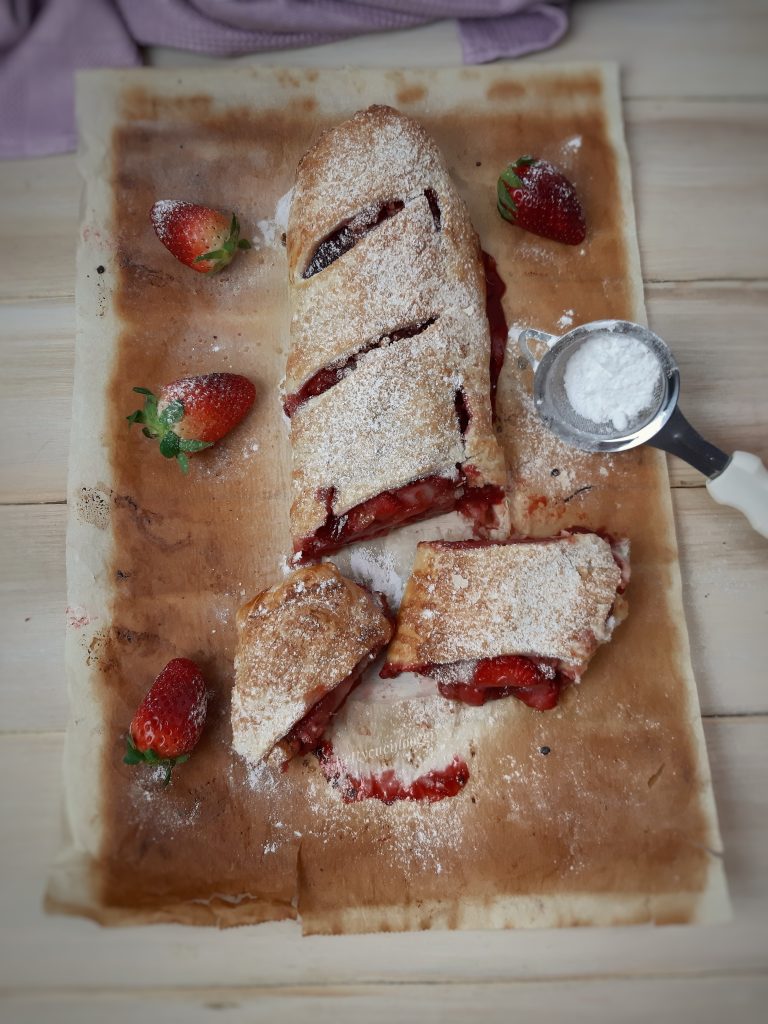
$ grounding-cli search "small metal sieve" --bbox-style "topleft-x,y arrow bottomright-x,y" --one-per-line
517,319 -> 768,537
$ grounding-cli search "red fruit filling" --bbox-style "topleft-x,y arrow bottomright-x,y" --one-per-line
481,250 -> 508,414
279,650 -> 380,761
303,199 -> 405,279
317,742 -> 469,804
285,252 -> 507,420
283,317 -> 437,419
295,469 -> 504,562
381,532 -> 629,711
438,656 -> 566,711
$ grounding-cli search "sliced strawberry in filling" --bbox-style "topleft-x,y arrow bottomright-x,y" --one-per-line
295,470 -> 504,562
279,657 -> 371,761
383,654 -> 567,711
438,677 -> 561,711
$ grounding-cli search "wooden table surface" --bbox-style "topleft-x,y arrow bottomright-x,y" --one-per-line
1,1 -> 766,1020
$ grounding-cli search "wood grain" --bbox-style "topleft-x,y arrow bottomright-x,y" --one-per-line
3,975 -> 768,1024
0,301 -> 74,503
0,155 -> 80,301
146,0 -> 768,101
0,0 -> 767,1008
0,718 -> 764,990
626,100 -> 768,282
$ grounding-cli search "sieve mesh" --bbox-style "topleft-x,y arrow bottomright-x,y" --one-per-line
526,320 -> 681,454
545,334 -> 667,436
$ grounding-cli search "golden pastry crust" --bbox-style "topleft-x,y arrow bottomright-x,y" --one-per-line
231,563 -> 392,765
384,534 -> 627,675
290,313 -> 505,540
286,205 -> 486,399
286,107 -> 486,393
286,105 -> 508,547
288,105 -> 457,281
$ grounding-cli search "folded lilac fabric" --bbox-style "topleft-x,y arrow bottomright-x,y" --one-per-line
0,0 -> 569,159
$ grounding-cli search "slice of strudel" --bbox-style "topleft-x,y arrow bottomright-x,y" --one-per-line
231,563 -> 392,765
284,105 -> 508,560
381,532 -> 630,710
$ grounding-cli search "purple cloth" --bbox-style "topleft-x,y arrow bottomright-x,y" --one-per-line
0,0 -> 569,159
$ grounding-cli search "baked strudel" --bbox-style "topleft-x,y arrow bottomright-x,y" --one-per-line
231,563 -> 392,764
381,532 -> 630,710
284,105 -> 509,560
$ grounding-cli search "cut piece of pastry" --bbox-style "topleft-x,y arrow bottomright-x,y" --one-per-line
285,105 -> 509,556
381,532 -> 630,710
231,563 -> 393,765
290,312 -> 508,562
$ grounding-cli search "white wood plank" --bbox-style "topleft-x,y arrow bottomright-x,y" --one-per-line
0,155 -> 80,301
0,718 -> 764,990
627,100 -> 768,282
2,482 -> 765,732
0,301 -> 74,503
675,489 -> 768,718
0,506 -> 66,732
146,0 -> 768,101
3,975 -> 768,1024
646,282 -> 768,488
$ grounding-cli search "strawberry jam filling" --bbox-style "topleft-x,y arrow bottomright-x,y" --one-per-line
380,654 -> 567,711
303,199 -> 405,279
283,317 -> 437,419
381,532 -> 628,711
295,469 -> 503,562
436,656 -> 567,711
481,250 -> 508,414
280,654 -> 374,761
317,742 -> 469,804
287,252 -> 506,418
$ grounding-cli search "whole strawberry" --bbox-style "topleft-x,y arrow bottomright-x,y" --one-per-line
497,156 -> 586,245
150,200 -> 251,274
127,372 -> 256,473
124,658 -> 208,785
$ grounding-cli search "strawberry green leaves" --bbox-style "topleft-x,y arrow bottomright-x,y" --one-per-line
124,734 -> 191,786
497,155 -> 535,222
127,386 -> 213,474
194,213 -> 252,270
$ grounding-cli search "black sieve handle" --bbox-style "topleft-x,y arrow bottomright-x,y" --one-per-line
649,405 -> 729,478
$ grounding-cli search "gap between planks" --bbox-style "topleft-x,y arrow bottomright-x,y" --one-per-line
1,967 -> 766,997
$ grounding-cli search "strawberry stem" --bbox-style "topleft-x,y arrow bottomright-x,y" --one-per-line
123,734 -> 190,786
128,388 -> 211,473
194,213 -> 250,272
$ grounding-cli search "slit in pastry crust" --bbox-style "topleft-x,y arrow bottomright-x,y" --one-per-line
289,316 -> 509,558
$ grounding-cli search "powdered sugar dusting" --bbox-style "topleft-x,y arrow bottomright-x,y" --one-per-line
286,195 -> 481,392
290,313 -> 497,536
564,332 -> 662,431
387,535 -> 624,672
231,563 -> 391,765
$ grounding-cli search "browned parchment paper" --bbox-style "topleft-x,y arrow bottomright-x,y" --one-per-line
47,65 -> 729,933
